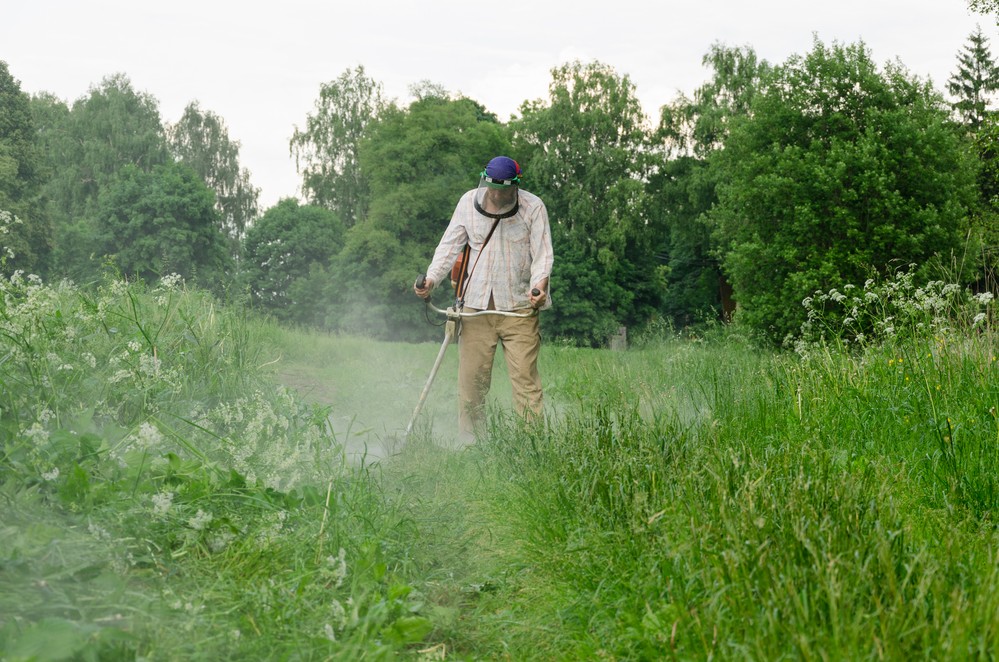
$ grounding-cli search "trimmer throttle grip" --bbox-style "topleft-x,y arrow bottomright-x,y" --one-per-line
531,288 -> 541,296
416,274 -> 427,289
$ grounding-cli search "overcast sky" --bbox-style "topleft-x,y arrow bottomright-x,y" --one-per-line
3,0 -> 992,208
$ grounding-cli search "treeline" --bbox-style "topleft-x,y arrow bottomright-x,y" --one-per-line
4,29 -> 999,345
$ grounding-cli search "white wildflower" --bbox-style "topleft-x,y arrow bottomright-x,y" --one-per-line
973,312 -> 987,327
208,531 -> 235,553
139,353 -> 161,378
330,599 -> 347,628
160,273 -> 183,290
109,369 -> 131,384
975,292 -> 994,305
128,341 -> 142,353
88,523 -> 110,540
328,548 -> 348,588
41,467 -> 60,481
23,423 -> 49,444
323,623 -> 337,642
135,422 -> 164,449
188,509 -> 213,531
152,491 -> 174,516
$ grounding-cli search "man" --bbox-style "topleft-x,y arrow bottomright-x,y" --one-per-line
414,156 -> 553,443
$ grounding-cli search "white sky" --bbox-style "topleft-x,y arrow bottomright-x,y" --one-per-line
2,0 -> 992,208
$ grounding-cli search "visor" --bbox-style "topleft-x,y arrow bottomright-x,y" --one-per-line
474,175 -> 519,219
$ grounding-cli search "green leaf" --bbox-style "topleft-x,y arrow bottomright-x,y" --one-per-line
381,615 -> 433,646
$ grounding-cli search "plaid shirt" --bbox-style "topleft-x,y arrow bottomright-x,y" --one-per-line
426,188 -> 553,311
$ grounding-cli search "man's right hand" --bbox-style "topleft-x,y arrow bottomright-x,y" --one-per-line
414,276 -> 434,299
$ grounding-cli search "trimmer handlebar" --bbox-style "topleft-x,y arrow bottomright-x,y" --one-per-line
425,301 -> 538,319
416,274 -> 542,317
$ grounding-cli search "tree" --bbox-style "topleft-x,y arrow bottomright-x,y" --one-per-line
652,45 -> 772,325
969,0 -> 999,19
168,101 -> 260,256
710,39 -> 978,342
290,66 -> 385,227
513,60 -> 664,346
241,198 -> 345,324
660,43 -> 772,157
96,162 -> 231,286
646,155 -> 723,325
36,74 -> 170,281
948,27 -> 999,130
0,61 -> 50,275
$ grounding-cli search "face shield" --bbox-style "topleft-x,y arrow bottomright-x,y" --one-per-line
474,165 -> 520,219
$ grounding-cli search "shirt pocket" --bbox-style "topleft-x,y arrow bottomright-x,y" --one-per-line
499,219 -> 530,245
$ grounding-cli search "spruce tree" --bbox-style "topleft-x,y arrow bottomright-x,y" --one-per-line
948,27 -> 999,130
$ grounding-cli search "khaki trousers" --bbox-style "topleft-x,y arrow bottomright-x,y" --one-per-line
457,308 -> 543,439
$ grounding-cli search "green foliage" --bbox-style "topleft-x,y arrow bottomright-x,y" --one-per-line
290,65 -> 386,227
514,60 -> 665,346
168,101 -> 260,255
96,162 -> 232,287
36,74 -> 171,282
970,116 -> 999,280
241,197 -> 345,324
659,43 -> 773,156
647,155 -> 723,325
969,0 -> 999,22
711,39 -> 978,343
0,273 -> 437,659
469,304 -> 999,658
0,61 -> 51,276
651,46 -> 773,326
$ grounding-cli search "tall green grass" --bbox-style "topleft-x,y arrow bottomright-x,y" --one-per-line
0,273 -> 433,660
453,277 -> 999,659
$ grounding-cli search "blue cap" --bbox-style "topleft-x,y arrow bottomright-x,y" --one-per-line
483,156 -> 521,185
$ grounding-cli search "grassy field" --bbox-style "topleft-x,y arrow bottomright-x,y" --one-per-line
3,272 -> 999,660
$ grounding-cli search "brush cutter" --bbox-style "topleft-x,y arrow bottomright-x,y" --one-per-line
403,275 -> 539,441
